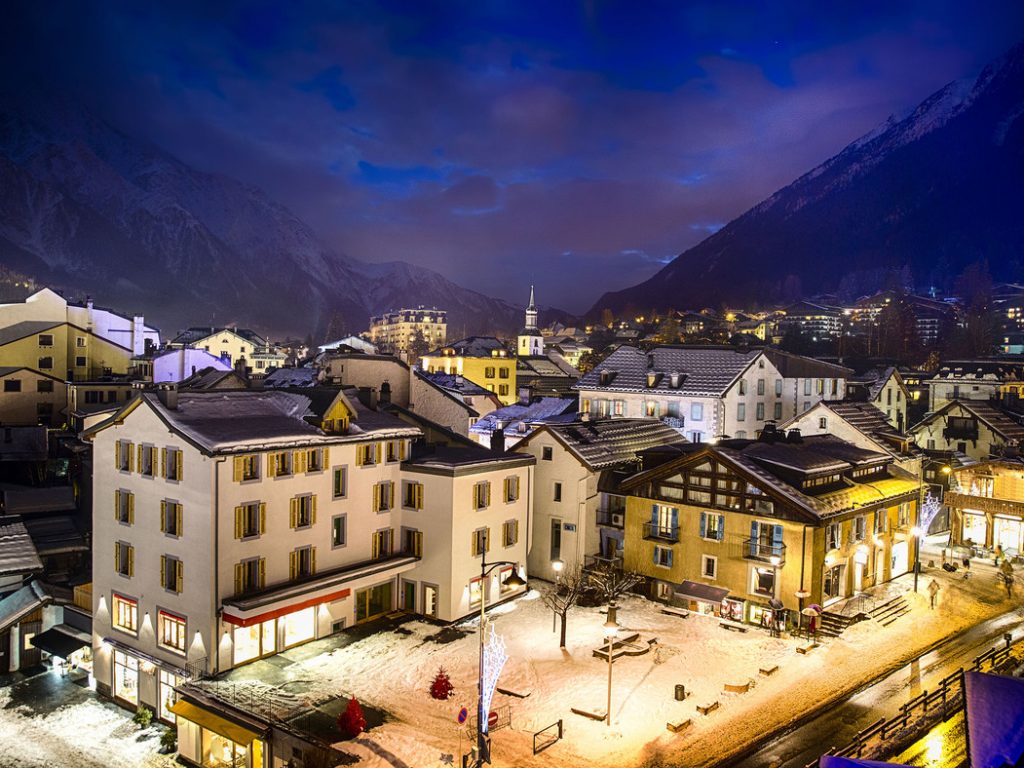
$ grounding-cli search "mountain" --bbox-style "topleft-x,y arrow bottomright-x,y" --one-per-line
0,94 -> 568,338
589,40 -> 1024,317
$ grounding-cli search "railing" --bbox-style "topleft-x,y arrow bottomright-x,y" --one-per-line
743,539 -> 786,565
583,554 -> 623,573
945,491 -> 1024,516
533,720 -> 563,755
185,656 -> 209,680
73,583 -> 93,613
643,522 -> 679,542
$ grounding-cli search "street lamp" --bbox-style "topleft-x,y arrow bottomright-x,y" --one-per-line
911,526 -> 923,593
475,551 -> 526,766
603,607 -> 619,728
551,559 -> 564,633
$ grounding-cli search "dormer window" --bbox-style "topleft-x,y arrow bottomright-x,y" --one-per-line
599,370 -> 616,386
669,372 -> 684,388
646,372 -> 661,388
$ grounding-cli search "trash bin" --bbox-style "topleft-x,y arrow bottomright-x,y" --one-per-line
675,684 -> 686,701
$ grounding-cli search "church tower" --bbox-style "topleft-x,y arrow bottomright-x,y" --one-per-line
517,285 -> 544,357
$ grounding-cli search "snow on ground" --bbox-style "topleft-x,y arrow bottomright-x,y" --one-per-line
0,684 -> 175,768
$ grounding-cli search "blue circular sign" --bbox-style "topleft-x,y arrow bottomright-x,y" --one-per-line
457,707 -> 468,724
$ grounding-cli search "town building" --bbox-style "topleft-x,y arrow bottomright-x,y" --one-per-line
909,399 -> 1024,460
514,418 -> 687,581
420,336 -> 517,406
926,359 -> 1024,411
368,307 -> 447,354
843,291 -> 954,347
945,459 -> 1024,554
846,367 -> 911,431
575,346 -> 848,442
468,397 -> 577,451
777,301 -> 843,341
152,348 -> 233,383
168,327 -> 286,375
616,428 -> 920,624
84,386 -> 532,720
517,286 -> 544,357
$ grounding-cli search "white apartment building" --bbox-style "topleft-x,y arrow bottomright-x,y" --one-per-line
575,346 -> 849,442
369,307 -> 447,354
86,386 -> 532,722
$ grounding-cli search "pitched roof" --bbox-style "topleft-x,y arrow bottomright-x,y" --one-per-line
179,367 -> 247,390
912,400 -> 1024,442
534,418 -> 688,470
576,345 -> 762,397
763,349 -> 852,379
0,320 -> 64,347
424,336 -> 509,358
171,326 -> 269,347
263,367 -> 319,388
0,520 -> 43,575
469,397 -> 576,436
0,580 -> 58,633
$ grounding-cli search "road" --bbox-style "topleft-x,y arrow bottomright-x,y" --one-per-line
727,607 -> 1022,768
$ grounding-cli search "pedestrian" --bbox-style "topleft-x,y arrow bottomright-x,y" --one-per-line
1000,560 -> 1014,598
994,545 -> 1004,567
808,615 -> 817,639
927,578 -> 940,609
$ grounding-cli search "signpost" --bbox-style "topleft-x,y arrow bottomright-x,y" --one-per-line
488,711 -> 499,728
457,707 -> 468,766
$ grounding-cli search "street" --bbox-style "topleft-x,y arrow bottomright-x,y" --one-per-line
728,607 -> 1022,768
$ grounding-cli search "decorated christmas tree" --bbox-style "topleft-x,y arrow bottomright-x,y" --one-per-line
430,667 -> 455,700
337,697 -> 367,739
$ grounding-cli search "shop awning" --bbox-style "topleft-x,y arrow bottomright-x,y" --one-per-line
30,626 -> 89,658
674,580 -> 728,603
169,700 -> 262,746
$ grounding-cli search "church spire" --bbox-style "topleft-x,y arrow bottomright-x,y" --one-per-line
524,285 -> 538,331
527,284 -> 536,311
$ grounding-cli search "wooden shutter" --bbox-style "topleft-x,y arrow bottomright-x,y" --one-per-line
323,447 -> 330,466
176,450 -> 183,481
128,442 -> 135,472
311,495 -> 318,525
503,478 -> 510,502
160,556 -> 167,588
176,560 -> 183,592
160,448 -> 167,478
233,456 -> 243,482
372,533 -> 380,559
128,493 -> 134,525
114,490 -> 120,521
416,483 -> 423,510
717,514 -> 725,541
388,528 -> 394,553
235,506 -> 244,539
175,504 -> 183,537
311,547 -> 317,575
513,519 -> 519,545
387,483 -> 395,510
258,558 -> 265,588
399,440 -> 407,460
699,512 -> 706,538
289,551 -> 297,580
127,546 -> 134,577
267,453 -> 276,479
137,444 -> 143,473
294,450 -> 306,474
373,484 -> 381,513
484,527 -> 490,553
289,497 -> 298,529
114,542 -> 120,572
375,442 -> 382,464
259,503 -> 266,535
485,482 -> 491,507
160,501 -> 167,533
115,440 -> 121,469
234,563 -> 243,595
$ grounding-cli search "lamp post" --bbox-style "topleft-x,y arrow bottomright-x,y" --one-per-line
911,526 -> 923,593
769,554 -> 781,635
551,558 -> 564,632
475,550 -> 526,766
604,606 -> 619,728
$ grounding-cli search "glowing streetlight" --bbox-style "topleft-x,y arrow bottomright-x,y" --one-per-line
604,608 -> 620,728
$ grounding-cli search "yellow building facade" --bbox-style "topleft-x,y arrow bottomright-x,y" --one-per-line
420,336 -> 517,405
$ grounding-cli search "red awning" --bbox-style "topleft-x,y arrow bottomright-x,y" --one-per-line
221,588 -> 351,628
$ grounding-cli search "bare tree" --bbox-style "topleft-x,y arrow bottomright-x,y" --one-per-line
541,568 -> 587,649
586,566 -> 644,605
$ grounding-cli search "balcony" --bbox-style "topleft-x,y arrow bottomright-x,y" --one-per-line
583,553 -> 623,575
743,538 -> 786,565
643,522 -> 679,542
596,508 -> 625,528
943,421 -> 979,441
945,491 -> 1024,517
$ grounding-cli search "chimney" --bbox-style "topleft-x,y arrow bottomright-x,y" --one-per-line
357,386 -> 379,410
787,428 -> 803,443
490,425 -> 505,453
157,382 -> 178,410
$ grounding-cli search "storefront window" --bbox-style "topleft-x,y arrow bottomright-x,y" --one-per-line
282,607 -> 316,647
113,650 -> 139,705
721,598 -> 744,622
158,670 -> 180,722
202,730 -> 248,768
994,515 -> 1022,551
233,619 -> 276,665
962,512 -> 987,546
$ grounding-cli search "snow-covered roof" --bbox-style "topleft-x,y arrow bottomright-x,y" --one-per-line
469,397 -> 576,437
263,367 -> 319,388
0,520 -> 43,575
575,346 -> 763,397
532,418 -> 688,470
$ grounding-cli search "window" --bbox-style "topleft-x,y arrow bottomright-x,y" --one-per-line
702,555 -> 717,579
36,380 -> 54,393
700,512 -> 725,541
139,445 -> 156,477
75,356 -> 87,367
76,336 -> 86,348
234,558 -> 265,594
826,523 -> 841,550
550,519 -> 562,560
386,440 -> 405,462
498,368 -> 510,379
332,515 -> 347,548
290,494 -> 316,528
3,379 -> 20,392
819,417 -> 827,430
736,403 -> 746,422
653,546 -> 673,568
752,567 -> 776,597
37,334 -> 53,347
357,443 -> 377,466
372,528 -> 393,558
115,541 -> 134,578
115,490 -> 134,525
875,509 -> 887,534
164,448 -> 183,481
402,528 -> 423,557
472,527 -> 490,556
757,378 -> 765,396
234,502 -> 265,539
898,502 -> 910,528
775,380 -> 783,396
269,451 -> 292,477
160,500 -> 182,537
333,466 -> 348,498
498,384 -> 509,397
290,546 -> 315,580
304,448 -> 324,473
403,480 -> 424,510
817,379 -> 825,395
503,476 -> 520,503
37,356 -> 53,370
854,515 -> 866,541
738,380 -> 747,395
158,611 -> 186,654
484,367 -> 496,378
234,454 -> 259,482
502,519 -> 519,547
473,481 -> 491,510
112,594 -> 138,634
773,402 -> 782,420
691,403 -> 703,421
542,447 -> 553,461
374,481 -> 394,512
469,577 -> 483,608
115,440 -> 133,472
553,482 -> 562,502
756,402 -> 765,420
160,555 -> 183,593
803,379 -> 812,396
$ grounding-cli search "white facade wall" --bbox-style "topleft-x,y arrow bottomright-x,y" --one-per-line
153,349 -> 232,383
928,378 -> 1002,412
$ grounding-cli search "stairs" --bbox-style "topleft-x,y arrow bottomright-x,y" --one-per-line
818,611 -> 857,638
869,595 -> 910,627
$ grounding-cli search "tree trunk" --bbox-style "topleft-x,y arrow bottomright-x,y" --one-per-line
559,611 -> 568,648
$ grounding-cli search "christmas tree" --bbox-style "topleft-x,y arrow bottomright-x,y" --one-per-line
337,697 -> 366,739
430,667 -> 455,700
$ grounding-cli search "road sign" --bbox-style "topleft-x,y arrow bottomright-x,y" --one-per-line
457,707 -> 468,724
488,710 -> 499,728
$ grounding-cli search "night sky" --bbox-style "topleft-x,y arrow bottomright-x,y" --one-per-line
3,1 -> 1023,313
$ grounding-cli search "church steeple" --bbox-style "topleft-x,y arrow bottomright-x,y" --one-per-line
518,285 -> 543,357
525,284 -> 538,330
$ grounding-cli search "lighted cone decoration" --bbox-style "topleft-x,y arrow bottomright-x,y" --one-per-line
337,696 -> 367,739
430,667 -> 455,700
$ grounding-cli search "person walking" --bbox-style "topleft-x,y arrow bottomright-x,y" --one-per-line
927,578 -> 940,609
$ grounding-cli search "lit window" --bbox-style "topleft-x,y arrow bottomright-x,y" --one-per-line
112,594 -> 138,634
158,611 -> 187,653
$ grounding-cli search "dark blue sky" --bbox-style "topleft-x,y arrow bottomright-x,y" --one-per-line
4,1 -> 1023,311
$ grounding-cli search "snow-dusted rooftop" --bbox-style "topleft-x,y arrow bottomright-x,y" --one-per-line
0,520 -> 43,575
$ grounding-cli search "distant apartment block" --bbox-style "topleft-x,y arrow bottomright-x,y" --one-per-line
369,307 -> 447,353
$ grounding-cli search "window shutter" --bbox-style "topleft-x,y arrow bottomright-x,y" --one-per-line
160,501 -> 167,533
514,476 -> 520,499
258,558 -> 265,588
290,498 -> 298,529
388,528 -> 394,553
399,440 -> 407,460
289,551 -> 297,580
235,506 -> 244,539
717,514 -> 725,541
128,493 -> 134,525
160,448 -> 167,478
176,450 -> 183,481
667,549 -> 674,568
416,483 -> 423,510
485,482 -> 491,507
115,440 -> 121,469
128,442 -> 135,472
513,519 -> 519,544
387,483 -> 395,510
176,505 -> 183,536
114,490 -> 120,521
176,560 -> 183,592
503,478 -> 509,501
114,542 -> 120,572
137,444 -> 143,472
375,442 -> 382,463
127,546 -> 134,577
323,447 -> 330,466
311,547 -> 317,574
259,503 -> 266,534
294,450 -> 306,474
749,520 -> 758,557
373,484 -> 381,513
234,564 -> 243,595
484,527 -> 490,553
699,512 -> 706,539
650,504 -> 658,526
773,524 -> 783,551
233,457 -> 243,482
268,454 -> 276,479
471,530 -> 478,556
372,533 -> 380,559
160,556 -> 167,588
311,495 -> 318,525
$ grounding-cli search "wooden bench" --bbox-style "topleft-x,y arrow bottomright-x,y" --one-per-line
496,687 -> 530,698
696,701 -> 719,716
759,665 -> 779,677
666,718 -> 692,734
661,607 -> 690,619
796,642 -> 818,655
719,621 -> 748,633
723,681 -> 751,694
570,707 -> 606,721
